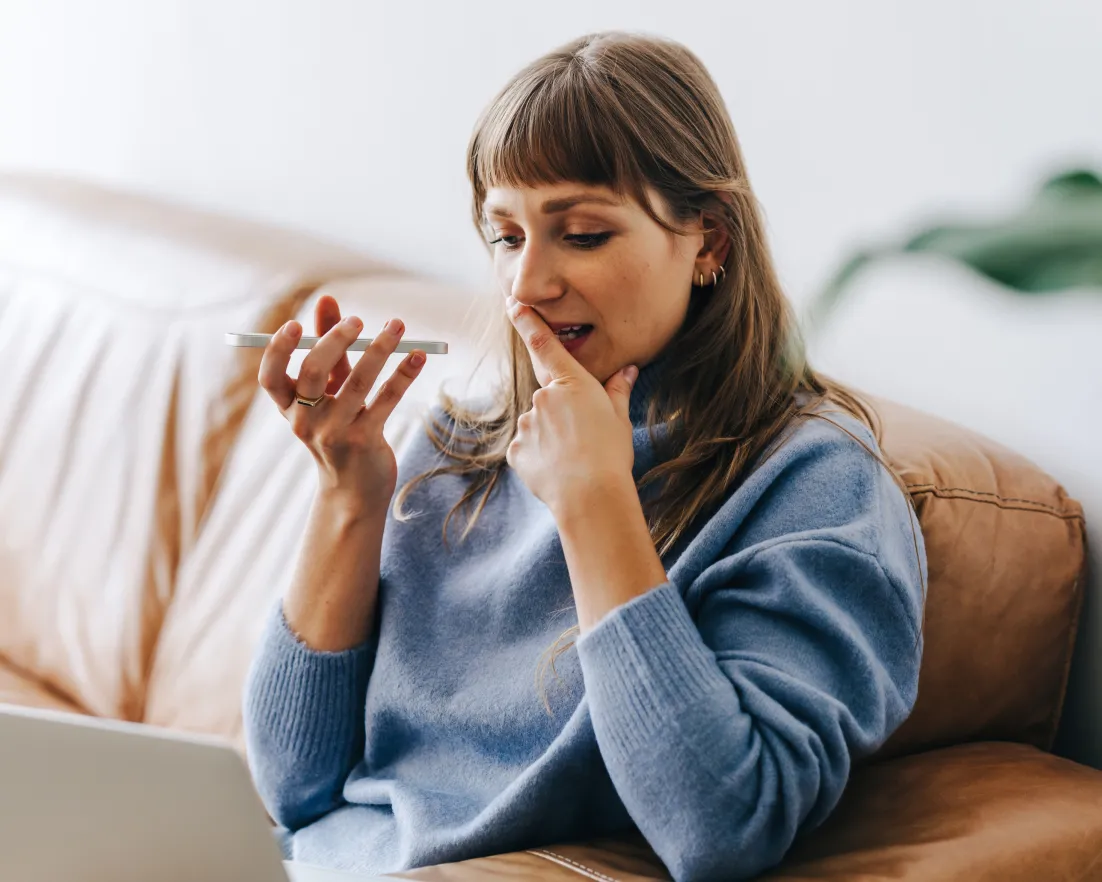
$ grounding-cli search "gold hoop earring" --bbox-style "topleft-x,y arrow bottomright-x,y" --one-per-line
697,271 -> 705,287
711,271 -> 718,286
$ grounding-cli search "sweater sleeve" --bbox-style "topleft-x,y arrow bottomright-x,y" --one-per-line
575,536 -> 922,882
241,599 -> 375,831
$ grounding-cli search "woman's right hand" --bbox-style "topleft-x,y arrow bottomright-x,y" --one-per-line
258,294 -> 426,518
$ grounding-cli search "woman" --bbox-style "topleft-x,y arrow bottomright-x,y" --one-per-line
243,31 -> 926,882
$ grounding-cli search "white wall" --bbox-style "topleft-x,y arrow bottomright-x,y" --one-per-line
1,0 -> 1100,306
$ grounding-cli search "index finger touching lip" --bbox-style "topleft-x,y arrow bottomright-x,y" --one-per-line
505,296 -> 577,381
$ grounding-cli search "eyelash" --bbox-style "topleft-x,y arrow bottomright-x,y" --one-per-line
487,232 -> 612,251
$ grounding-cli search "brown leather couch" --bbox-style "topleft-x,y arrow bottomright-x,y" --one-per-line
1,174 -> 1100,881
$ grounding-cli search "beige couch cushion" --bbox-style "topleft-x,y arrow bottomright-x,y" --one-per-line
0,658 -> 85,715
142,275 -> 494,743
0,174 -> 380,719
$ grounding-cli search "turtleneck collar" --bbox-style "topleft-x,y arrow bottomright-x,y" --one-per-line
627,350 -> 670,427
626,351 -> 676,485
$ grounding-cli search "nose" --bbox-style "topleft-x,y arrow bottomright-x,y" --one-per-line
508,239 -> 565,308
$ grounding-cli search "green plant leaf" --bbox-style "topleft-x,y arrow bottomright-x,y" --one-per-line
807,169 -> 1102,330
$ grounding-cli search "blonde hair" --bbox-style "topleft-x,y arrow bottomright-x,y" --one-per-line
393,31 -> 924,709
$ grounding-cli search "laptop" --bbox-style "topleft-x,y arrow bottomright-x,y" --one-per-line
0,703 -> 390,882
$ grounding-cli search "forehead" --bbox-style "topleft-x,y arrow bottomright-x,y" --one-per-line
482,183 -> 628,220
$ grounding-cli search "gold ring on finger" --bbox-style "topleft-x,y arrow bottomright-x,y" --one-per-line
295,392 -> 326,407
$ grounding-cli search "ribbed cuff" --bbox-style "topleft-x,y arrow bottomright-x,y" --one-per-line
244,600 -> 374,767
575,583 -> 734,757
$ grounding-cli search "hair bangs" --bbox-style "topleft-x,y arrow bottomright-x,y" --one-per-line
468,64 -> 649,227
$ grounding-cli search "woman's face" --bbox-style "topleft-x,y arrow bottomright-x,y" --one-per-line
482,182 -> 706,386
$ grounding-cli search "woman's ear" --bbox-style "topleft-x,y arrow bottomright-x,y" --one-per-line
698,210 -> 732,269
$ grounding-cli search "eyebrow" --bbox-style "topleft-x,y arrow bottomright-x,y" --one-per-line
482,193 -> 623,220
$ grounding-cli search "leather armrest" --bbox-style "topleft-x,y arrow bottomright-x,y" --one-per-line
389,743 -> 1102,881
769,741 -> 1102,880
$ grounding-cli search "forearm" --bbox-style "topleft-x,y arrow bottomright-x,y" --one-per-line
573,538 -> 921,881
555,477 -> 668,633
575,586 -> 791,881
242,487 -> 385,828
282,486 -> 386,651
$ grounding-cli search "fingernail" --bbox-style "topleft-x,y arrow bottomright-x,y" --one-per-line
285,321 -> 301,337
410,351 -> 425,367
343,316 -> 362,331
625,365 -> 639,383
385,318 -> 404,335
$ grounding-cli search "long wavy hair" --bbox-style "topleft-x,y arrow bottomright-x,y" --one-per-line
393,31 -> 923,705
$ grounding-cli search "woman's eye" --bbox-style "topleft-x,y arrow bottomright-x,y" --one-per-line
488,232 -> 612,251
566,232 -> 612,249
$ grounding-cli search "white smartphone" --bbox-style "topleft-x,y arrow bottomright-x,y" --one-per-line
224,332 -> 448,355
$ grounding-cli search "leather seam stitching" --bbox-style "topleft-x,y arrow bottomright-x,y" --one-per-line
905,483 -> 1084,519
527,849 -> 620,881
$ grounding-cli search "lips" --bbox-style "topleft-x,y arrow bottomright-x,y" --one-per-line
552,324 -> 593,341
554,324 -> 594,354
537,318 -> 595,352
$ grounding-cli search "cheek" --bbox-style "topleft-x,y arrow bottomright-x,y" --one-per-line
611,259 -> 688,343
610,262 -> 666,325
593,260 -> 647,324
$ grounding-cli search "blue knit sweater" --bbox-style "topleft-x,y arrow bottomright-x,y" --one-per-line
242,361 -> 926,881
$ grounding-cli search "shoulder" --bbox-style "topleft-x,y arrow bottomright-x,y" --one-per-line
715,397 -> 925,596
738,399 -> 888,536
759,401 -> 880,475
734,396 -> 871,484
687,396 -> 926,645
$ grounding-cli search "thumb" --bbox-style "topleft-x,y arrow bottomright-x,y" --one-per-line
604,365 -> 639,420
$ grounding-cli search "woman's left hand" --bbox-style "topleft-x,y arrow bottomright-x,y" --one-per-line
505,296 -> 640,520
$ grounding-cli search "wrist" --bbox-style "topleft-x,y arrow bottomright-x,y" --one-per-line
552,473 -> 639,526
314,480 -> 391,531
553,475 -> 668,633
